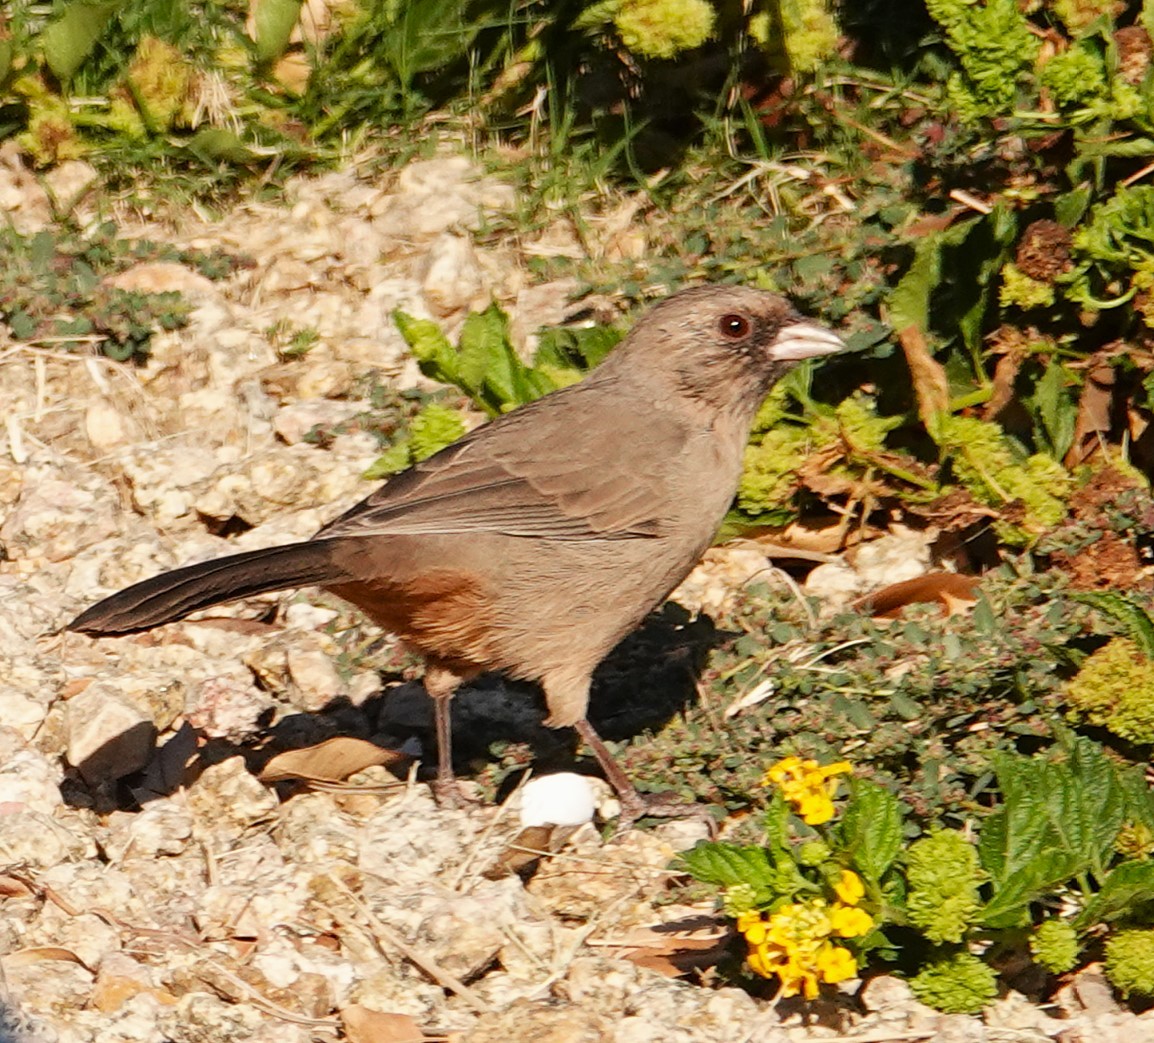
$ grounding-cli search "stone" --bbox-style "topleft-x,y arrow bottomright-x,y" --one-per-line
64,683 -> 157,786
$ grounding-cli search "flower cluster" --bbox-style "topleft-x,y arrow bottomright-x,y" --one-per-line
737,870 -> 873,998
763,756 -> 852,824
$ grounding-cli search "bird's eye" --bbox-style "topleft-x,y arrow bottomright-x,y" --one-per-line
719,313 -> 751,339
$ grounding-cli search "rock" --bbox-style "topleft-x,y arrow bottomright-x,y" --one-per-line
104,262 -> 216,296
859,973 -> 916,1012
185,757 -> 279,841
0,734 -> 63,813
64,683 -> 157,786
421,233 -> 488,317
83,399 -> 128,449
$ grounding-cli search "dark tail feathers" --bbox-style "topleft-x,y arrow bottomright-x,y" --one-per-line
69,541 -> 345,636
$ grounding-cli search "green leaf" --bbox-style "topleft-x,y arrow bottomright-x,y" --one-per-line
1075,591 -> 1154,657
1031,361 -> 1077,461
1055,184 -> 1093,228
394,309 -> 458,385
678,841 -> 778,891
887,234 -> 942,334
837,779 -> 904,885
457,304 -> 513,397
979,740 -> 1129,926
184,127 -> 258,165
253,0 -> 303,63
1076,860 -> 1154,929
384,0 -> 481,86
42,1 -> 120,83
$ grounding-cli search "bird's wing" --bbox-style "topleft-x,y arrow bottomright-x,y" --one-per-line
317,388 -> 686,541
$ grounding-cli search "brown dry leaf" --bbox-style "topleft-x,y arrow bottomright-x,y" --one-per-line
852,573 -> 981,619
259,737 -> 410,784
341,1005 -> 428,1043
0,874 -> 35,899
898,325 -> 950,430
596,922 -> 731,979
983,352 -> 1022,420
746,513 -> 880,555
483,824 -> 581,880
2,946 -> 92,972
1065,359 -> 1115,468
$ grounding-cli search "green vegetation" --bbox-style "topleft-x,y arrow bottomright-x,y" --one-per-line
12,0 -> 1154,1018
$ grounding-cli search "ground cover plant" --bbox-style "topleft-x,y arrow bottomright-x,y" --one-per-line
11,0 -> 1154,1021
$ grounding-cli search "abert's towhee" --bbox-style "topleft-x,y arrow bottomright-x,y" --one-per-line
70,285 -> 844,822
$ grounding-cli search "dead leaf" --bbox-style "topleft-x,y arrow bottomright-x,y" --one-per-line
258,737 -> 410,784
341,1005 -> 427,1043
593,919 -> 732,979
1065,358 -> 1115,468
898,325 -> 950,430
852,573 -> 981,618
0,875 -> 35,899
483,824 -> 576,880
983,352 -> 1022,421
2,946 -> 93,972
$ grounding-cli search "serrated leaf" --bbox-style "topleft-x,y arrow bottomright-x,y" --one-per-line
393,310 -> 457,385
837,779 -> 904,884
677,842 -> 777,891
1074,591 -> 1154,657
1076,860 -> 1154,929
457,304 -> 513,399
980,740 -> 1129,926
42,1 -> 120,83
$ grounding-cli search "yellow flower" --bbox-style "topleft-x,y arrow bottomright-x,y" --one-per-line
833,869 -> 865,906
736,911 -> 763,935
740,895 -> 862,998
763,757 -> 852,824
830,904 -> 874,938
816,942 -> 859,984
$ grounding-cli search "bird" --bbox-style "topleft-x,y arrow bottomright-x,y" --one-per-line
69,284 -> 844,824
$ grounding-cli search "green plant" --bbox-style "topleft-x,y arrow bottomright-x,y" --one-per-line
0,220 -> 238,360
681,734 -> 1154,1010
392,301 -> 622,417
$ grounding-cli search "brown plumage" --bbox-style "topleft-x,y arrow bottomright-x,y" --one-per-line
69,285 -> 844,821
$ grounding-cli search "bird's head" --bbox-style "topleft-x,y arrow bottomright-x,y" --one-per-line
606,284 -> 845,417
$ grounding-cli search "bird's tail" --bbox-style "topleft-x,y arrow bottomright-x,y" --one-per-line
68,541 -> 345,636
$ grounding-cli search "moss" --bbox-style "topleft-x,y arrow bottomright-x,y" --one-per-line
909,950 -> 999,1014
613,0 -> 716,60
738,426 -> 815,514
924,0 -> 1040,121
1039,45 -> 1108,109
1106,929 -> 1154,997
1000,263 -> 1056,310
126,36 -> 192,132
1032,919 -> 1080,974
905,830 -> 986,945
1066,637 -> 1154,744
777,0 -> 840,74
933,415 -> 1069,535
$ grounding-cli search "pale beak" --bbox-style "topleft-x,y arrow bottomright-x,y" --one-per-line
769,322 -> 846,362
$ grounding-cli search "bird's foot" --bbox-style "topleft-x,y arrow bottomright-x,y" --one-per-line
430,775 -> 483,809
615,789 -> 718,837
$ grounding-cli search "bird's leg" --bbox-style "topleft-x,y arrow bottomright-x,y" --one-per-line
573,718 -> 715,835
423,665 -> 475,808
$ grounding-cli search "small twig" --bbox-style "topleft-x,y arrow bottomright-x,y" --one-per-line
322,875 -> 492,1014
449,774 -> 526,890
948,188 -> 992,214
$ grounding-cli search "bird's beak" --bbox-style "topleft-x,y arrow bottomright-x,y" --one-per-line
769,322 -> 845,362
